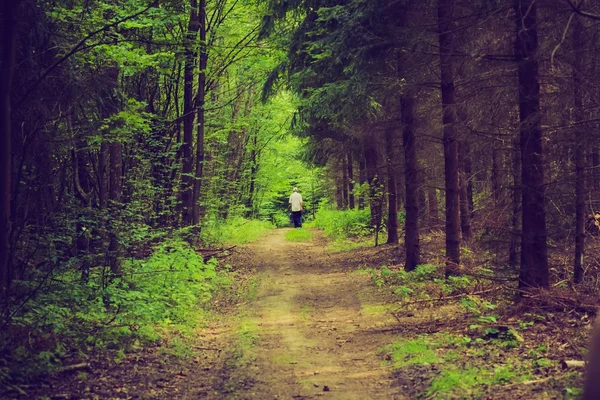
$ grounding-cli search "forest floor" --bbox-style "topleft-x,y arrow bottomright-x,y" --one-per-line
20,228 -> 588,399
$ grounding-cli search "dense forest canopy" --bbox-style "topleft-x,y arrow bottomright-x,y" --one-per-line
4,0 -> 600,397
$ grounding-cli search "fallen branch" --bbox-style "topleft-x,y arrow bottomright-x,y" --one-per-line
59,363 -> 91,373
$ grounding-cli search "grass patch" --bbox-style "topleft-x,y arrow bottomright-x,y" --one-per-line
380,332 -> 547,398
298,305 -> 312,320
326,237 -> 372,253
382,337 -> 441,367
201,217 -> 273,245
284,228 -> 313,242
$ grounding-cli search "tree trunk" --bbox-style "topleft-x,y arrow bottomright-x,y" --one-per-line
492,148 -> 504,205
509,136 -> 521,268
0,0 -> 18,299
402,94 -> 420,270
108,143 -> 123,276
515,0 -> 549,289
342,156 -> 349,208
181,0 -> 199,226
573,16 -> 585,284
358,154 -> 366,209
98,143 -> 108,209
385,127 -> 398,244
246,131 -> 258,215
459,142 -> 472,241
438,0 -> 461,276
192,0 -> 207,226
347,153 -> 355,209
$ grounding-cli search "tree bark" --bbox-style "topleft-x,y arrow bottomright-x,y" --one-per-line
246,131 -> 258,215
385,127 -> 398,244
108,143 -> 123,276
358,154 -> 366,209
509,136 -> 521,269
402,94 -> 420,270
491,148 -> 505,205
342,156 -> 349,208
459,142 -> 472,241
573,15 -> 585,284
438,0 -> 461,276
0,0 -> 19,299
192,0 -> 207,226
347,153 -> 355,209
515,0 -> 549,289
181,0 -> 199,226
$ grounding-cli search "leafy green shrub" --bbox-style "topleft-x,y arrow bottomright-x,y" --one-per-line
272,210 -> 292,227
313,206 -> 372,239
2,239 -> 231,384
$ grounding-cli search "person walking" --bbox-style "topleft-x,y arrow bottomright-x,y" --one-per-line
289,187 -> 303,228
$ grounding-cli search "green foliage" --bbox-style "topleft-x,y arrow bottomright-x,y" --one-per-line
201,217 -> 274,245
2,240 -> 231,383
382,337 -> 440,367
313,205 -> 372,240
284,228 -> 313,242
381,333 -> 536,398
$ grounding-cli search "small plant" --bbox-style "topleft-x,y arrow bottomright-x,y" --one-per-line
381,337 -> 440,368
285,228 -> 313,242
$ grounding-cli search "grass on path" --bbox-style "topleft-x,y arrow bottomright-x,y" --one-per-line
284,228 -> 313,242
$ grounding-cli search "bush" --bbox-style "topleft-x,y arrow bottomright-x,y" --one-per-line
313,206 -> 372,239
272,210 -> 292,227
1,239 -> 230,385
200,217 -> 274,245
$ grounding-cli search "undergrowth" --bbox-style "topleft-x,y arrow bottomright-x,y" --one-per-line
0,239 -> 232,392
284,228 -> 313,242
313,207 -> 372,240
201,217 -> 274,245
380,333 -> 541,398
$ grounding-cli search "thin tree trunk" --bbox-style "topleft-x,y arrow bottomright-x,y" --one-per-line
342,156 -> 349,208
246,131 -> 258,215
347,153 -> 355,209
0,0 -> 19,299
515,0 -> 549,289
459,142 -> 472,241
509,136 -> 521,268
438,0 -> 461,276
573,16 -> 585,284
108,143 -> 123,275
358,155 -> 366,209
385,127 -> 398,244
181,0 -> 199,226
192,0 -> 207,226
402,94 -> 420,270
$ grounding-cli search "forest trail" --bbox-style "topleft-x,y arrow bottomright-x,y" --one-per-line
229,228 -> 403,399
21,229 -> 406,399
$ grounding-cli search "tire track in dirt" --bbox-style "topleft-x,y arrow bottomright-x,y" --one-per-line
229,228 -> 405,400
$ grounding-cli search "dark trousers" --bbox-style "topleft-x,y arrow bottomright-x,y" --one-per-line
291,211 -> 302,228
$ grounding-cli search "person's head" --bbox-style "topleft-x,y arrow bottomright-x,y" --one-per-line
293,187 -> 298,192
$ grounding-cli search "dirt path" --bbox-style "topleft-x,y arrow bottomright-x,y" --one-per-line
226,228 -> 404,399
20,229 -> 404,400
